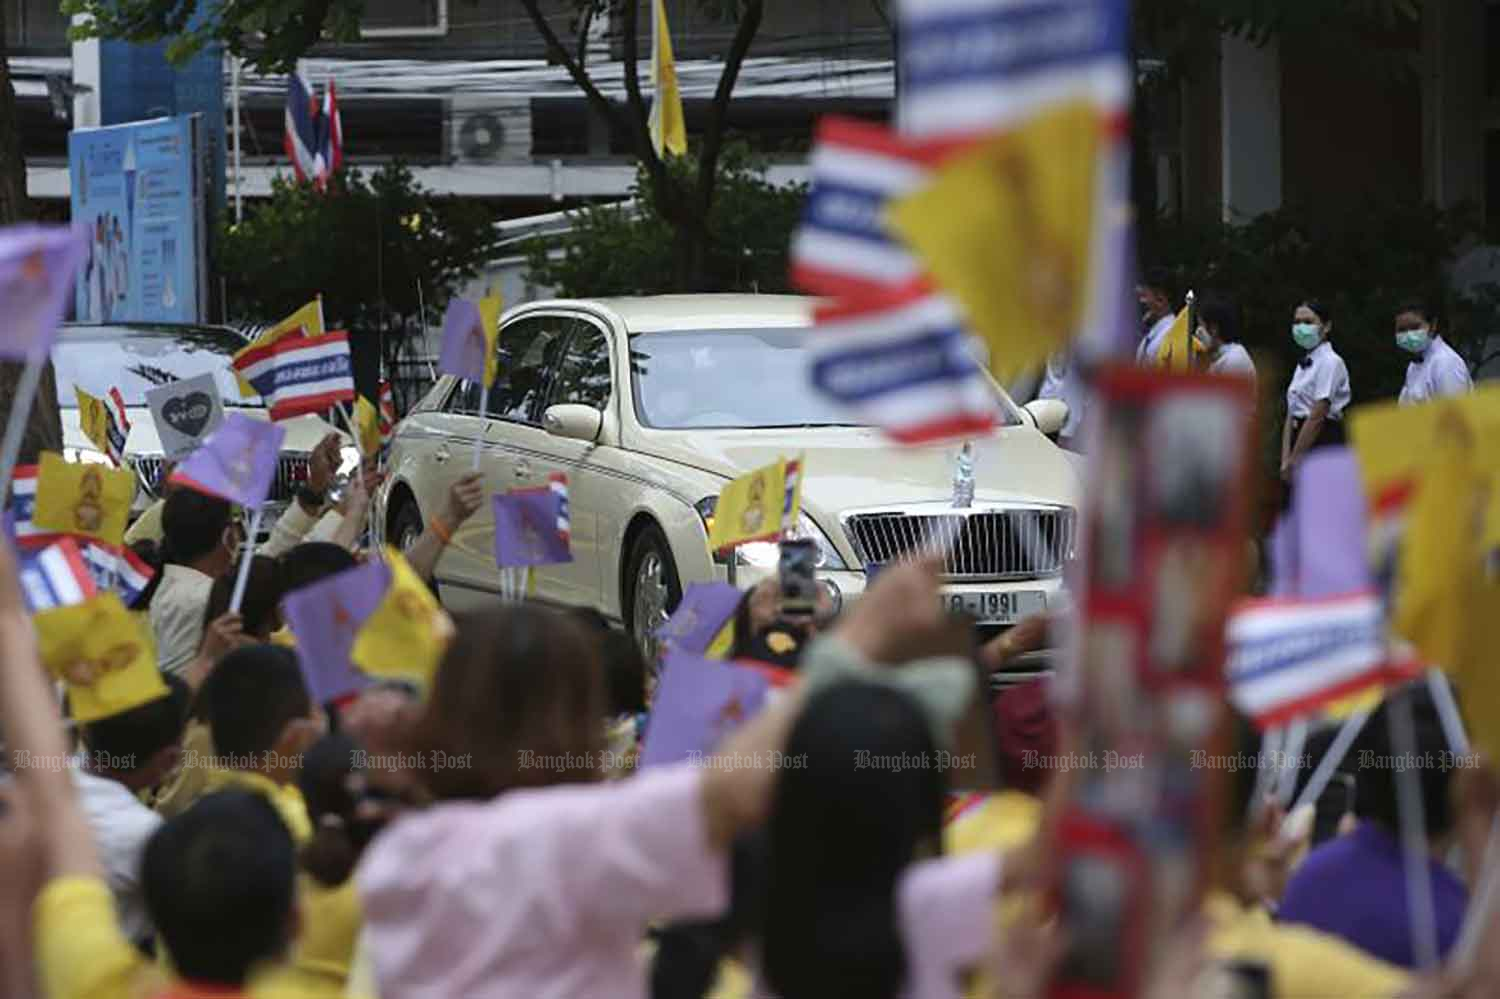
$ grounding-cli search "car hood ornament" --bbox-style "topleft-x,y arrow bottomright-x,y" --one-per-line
951,441 -> 975,509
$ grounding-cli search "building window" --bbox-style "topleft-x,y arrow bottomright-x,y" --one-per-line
361,0 -> 445,35
6,0 -> 70,49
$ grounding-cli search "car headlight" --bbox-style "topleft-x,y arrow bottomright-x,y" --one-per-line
63,447 -> 113,466
694,497 -> 848,570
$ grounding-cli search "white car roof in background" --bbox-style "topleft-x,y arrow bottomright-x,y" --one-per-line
522,295 -> 814,334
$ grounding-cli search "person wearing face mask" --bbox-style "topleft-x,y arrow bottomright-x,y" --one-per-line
1394,301 -> 1471,406
1193,293 -> 1256,384
1281,300 -> 1352,482
145,488 -> 246,675
1135,267 -> 1177,365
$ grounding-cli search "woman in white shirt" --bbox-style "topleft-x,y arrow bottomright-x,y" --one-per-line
1281,300 -> 1352,481
1193,293 -> 1256,385
1394,301 -> 1472,406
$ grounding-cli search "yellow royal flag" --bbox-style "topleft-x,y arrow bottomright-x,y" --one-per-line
351,548 -> 455,689
35,594 -> 166,723
648,0 -> 688,158
478,293 -> 503,388
232,299 -> 325,397
708,458 -> 795,554
32,451 -> 134,547
354,395 -> 381,457
887,101 -> 1101,381
1155,306 -> 1196,371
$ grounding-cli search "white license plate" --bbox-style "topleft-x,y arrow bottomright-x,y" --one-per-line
942,590 -> 1046,624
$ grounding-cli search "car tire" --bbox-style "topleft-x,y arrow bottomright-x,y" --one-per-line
390,496 -> 426,553
624,523 -> 683,670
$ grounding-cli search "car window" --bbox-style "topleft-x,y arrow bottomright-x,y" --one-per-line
443,378 -> 481,415
546,320 -> 612,412
486,316 -> 571,424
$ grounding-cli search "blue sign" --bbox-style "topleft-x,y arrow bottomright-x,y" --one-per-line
69,115 -> 204,323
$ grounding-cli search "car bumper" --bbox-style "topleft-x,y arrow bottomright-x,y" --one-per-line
718,564 -> 1071,621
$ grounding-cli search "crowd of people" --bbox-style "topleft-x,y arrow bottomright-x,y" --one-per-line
0,284 -> 1497,999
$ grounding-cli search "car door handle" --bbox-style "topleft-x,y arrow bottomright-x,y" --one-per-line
434,444 -> 451,464
513,459 -> 531,479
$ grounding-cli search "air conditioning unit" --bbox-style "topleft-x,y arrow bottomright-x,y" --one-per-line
449,97 -> 533,165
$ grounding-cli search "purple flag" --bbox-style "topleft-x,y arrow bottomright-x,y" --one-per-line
280,560 -> 389,704
657,582 -> 742,654
640,651 -> 770,768
492,488 -> 572,568
1266,514 -> 1298,598
0,225 -> 88,362
169,413 -> 285,509
1294,448 -> 1373,597
438,298 -> 486,383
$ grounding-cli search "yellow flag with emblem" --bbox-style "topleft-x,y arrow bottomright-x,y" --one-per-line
35,594 -> 166,723
648,0 -> 688,157
232,299 -> 325,397
886,102 -> 1101,381
32,451 -> 134,547
1154,306 -> 1196,371
354,395 -> 381,457
477,293 -> 504,388
708,458 -> 799,555
351,548 -> 455,689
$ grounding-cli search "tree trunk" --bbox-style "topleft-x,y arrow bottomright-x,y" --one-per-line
0,4 -> 64,468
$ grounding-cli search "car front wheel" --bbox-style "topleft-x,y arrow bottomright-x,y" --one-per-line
625,524 -> 682,670
391,497 -> 425,553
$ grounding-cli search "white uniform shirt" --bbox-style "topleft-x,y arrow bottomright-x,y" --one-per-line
1209,342 -> 1257,384
1136,314 -> 1176,365
72,765 -> 162,945
1286,340 -> 1352,421
149,563 -> 214,674
1037,352 -> 1085,439
1399,335 -> 1471,406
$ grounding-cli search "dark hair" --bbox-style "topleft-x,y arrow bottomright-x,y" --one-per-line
1196,293 -> 1239,344
81,673 -> 190,774
1395,300 -> 1438,325
1224,708 -> 1263,841
1353,682 -> 1455,839
410,605 -> 604,800
298,733 -> 381,887
143,791 -> 296,984
1298,300 -> 1333,326
161,489 -> 234,565
203,556 -> 282,639
206,645 -> 312,761
763,682 -> 947,999
1140,266 -> 1175,299
277,542 -> 357,597
569,607 -> 647,717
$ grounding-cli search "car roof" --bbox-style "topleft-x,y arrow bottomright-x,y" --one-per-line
519,294 -> 814,333
58,322 -> 249,342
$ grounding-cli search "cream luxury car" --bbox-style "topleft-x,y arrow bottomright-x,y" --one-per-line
374,295 -> 1083,657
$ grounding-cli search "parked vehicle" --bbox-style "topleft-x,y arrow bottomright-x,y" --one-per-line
374,295 -> 1082,658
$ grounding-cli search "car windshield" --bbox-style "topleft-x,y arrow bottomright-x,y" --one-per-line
52,325 -> 259,408
629,327 -> 1019,430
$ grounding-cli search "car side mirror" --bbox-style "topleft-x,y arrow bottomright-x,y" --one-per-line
1023,398 -> 1069,437
543,404 -> 603,442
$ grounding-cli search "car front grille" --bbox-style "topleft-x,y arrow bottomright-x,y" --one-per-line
132,453 -> 311,501
844,507 -> 1076,580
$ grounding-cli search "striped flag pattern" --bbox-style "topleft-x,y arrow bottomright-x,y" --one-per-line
19,537 -> 96,613
377,380 -> 397,447
550,473 -> 570,546
1226,591 -> 1422,729
7,465 -> 60,548
79,541 -> 156,606
809,287 -> 998,445
231,327 -> 355,422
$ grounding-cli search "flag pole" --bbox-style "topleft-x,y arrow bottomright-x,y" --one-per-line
1281,708 -> 1372,838
0,356 -> 45,488
229,507 -> 264,613
472,382 -> 491,472
1389,689 -> 1441,970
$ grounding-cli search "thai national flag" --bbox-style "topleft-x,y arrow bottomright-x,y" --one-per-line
19,537 -> 96,613
79,541 -> 156,606
7,465 -> 61,549
896,0 -> 1132,141
377,380 -> 397,447
790,117 -> 945,299
809,286 -> 999,445
322,80 -> 344,178
103,387 -> 130,465
231,327 -> 355,422
284,73 -> 325,185
549,473 -> 571,545
1226,591 -> 1422,729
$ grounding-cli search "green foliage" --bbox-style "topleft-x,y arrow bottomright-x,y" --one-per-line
218,163 -> 499,343
1141,199 -> 1482,408
526,145 -> 805,296
61,0 -> 366,73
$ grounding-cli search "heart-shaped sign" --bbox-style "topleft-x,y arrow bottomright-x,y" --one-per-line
162,392 -> 213,438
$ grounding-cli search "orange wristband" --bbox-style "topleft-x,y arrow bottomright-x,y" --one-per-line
429,515 -> 453,545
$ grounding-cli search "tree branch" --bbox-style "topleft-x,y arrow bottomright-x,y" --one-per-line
697,0 -> 763,214
870,0 -> 891,32
620,0 -> 672,213
519,0 -> 626,135
575,2 -> 595,72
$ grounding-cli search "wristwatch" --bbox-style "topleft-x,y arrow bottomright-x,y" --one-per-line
296,485 -> 326,510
